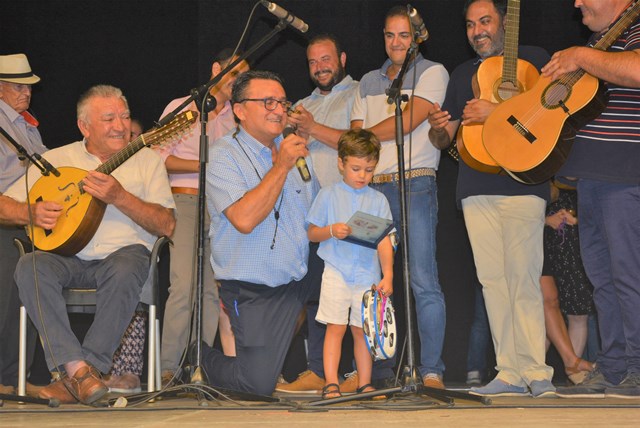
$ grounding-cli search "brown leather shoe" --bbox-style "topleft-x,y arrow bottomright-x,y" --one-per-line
38,378 -> 78,404
63,365 -> 108,404
0,383 -> 16,394
26,382 -> 44,397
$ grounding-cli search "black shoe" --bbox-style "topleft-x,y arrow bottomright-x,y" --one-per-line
371,376 -> 399,389
605,372 -> 640,399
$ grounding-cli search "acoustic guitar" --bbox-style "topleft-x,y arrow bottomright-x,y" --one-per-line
27,110 -> 197,256
457,0 -> 539,174
482,0 -> 640,184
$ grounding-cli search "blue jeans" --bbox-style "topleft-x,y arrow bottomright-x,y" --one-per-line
371,174 -> 446,376
578,179 -> 640,384
467,281 -> 490,373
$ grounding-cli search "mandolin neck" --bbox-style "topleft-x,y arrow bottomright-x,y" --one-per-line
95,136 -> 146,176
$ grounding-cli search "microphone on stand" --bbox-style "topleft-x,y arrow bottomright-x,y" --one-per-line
34,153 -> 61,177
283,124 -> 311,182
408,6 -> 429,43
260,1 -> 309,33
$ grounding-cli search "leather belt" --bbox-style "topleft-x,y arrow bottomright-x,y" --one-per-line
371,167 -> 435,184
171,186 -> 198,195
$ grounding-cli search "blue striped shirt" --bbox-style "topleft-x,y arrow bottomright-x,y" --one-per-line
206,127 -> 319,286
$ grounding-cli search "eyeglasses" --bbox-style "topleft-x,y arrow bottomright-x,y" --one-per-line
238,97 -> 292,112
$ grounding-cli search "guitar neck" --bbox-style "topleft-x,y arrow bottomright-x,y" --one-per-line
560,1 -> 639,88
502,0 -> 521,84
593,0 -> 640,51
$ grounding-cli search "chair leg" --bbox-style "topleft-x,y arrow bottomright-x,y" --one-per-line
18,306 -> 27,396
147,305 -> 156,392
155,318 -> 161,390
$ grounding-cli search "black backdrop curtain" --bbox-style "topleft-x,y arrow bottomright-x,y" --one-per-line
2,0 -> 590,382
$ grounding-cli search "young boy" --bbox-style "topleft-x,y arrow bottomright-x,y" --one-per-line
306,128 -> 394,399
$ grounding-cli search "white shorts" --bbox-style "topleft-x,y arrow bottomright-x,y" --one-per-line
315,264 -> 371,328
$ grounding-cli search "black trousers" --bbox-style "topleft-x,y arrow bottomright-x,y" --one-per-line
201,244 -> 323,396
0,226 -> 37,387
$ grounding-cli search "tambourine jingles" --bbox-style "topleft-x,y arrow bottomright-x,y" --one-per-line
361,285 -> 396,361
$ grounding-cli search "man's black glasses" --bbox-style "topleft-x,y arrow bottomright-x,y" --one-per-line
238,98 -> 292,112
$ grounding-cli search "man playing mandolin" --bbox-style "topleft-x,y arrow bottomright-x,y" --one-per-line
2,84 -> 176,405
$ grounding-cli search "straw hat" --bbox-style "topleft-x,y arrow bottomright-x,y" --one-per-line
0,54 -> 40,84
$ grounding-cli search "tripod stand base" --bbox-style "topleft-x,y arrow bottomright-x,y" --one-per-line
305,376 -> 491,407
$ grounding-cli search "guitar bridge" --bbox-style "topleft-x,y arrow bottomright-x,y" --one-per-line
507,115 -> 536,144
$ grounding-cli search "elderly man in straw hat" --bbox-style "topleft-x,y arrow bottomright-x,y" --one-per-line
0,53 -> 46,395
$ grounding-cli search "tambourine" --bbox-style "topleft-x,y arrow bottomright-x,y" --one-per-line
361,285 -> 396,361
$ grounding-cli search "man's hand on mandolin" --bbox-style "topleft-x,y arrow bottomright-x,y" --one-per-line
82,170 -> 127,206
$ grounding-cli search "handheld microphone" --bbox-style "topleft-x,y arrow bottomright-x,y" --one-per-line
408,6 -> 429,44
283,124 -> 311,182
260,1 -> 309,33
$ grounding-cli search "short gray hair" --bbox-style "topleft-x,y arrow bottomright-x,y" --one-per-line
77,84 -> 129,122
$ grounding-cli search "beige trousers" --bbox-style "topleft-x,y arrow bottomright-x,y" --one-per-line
462,195 -> 553,386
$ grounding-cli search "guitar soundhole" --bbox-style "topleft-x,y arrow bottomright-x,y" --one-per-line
542,81 -> 572,109
495,81 -> 520,102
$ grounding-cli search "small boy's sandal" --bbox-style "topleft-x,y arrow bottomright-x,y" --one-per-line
322,383 -> 342,399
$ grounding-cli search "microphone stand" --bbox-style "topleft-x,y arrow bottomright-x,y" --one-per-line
154,19 -> 290,402
307,43 -> 488,408
189,91 -> 216,390
0,126 -> 60,407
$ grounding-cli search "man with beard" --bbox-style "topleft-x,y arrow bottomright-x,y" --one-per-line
351,5 -> 448,390
276,34 -> 394,394
427,0 -> 554,397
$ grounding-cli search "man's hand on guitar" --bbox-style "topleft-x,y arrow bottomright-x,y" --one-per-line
541,47 -> 583,81
82,170 -> 127,206
32,201 -> 63,230
461,98 -> 496,126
